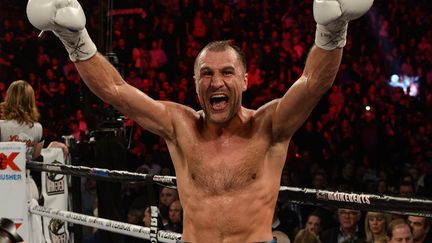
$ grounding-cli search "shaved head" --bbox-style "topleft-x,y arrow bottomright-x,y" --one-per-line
194,40 -> 247,76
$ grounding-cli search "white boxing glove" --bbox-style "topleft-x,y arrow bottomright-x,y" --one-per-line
314,0 -> 374,50
27,0 -> 97,62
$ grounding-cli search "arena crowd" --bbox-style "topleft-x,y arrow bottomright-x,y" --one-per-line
1,0 -> 431,242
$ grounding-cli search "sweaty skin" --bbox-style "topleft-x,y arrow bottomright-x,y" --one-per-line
74,45 -> 342,242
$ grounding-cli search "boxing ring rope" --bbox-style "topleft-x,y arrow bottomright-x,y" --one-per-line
27,160 -> 177,188
279,186 -> 432,218
29,204 -> 181,243
28,160 -> 432,218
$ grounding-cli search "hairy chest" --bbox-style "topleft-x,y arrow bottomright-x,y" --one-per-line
183,136 -> 269,195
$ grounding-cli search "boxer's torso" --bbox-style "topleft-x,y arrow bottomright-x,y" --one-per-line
165,105 -> 289,242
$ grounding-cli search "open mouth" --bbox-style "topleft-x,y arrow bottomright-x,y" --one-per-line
209,94 -> 229,111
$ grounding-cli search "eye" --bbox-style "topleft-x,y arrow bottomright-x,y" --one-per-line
200,69 -> 213,77
222,70 -> 233,76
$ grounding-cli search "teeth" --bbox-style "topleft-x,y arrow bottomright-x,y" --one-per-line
211,94 -> 227,98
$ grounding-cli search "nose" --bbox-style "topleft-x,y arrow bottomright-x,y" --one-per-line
211,74 -> 225,89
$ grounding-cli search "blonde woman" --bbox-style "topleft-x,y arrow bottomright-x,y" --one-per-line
1,80 -> 69,159
294,229 -> 321,243
0,80 -> 44,160
365,211 -> 392,243
1,80 -> 68,199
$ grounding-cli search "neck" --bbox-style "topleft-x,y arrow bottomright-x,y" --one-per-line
373,233 -> 386,242
204,108 -> 247,136
342,226 -> 357,236
206,122 -> 238,139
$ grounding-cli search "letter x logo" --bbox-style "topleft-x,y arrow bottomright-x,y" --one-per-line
0,152 -> 20,171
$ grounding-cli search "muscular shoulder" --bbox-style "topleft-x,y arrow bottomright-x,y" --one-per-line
252,99 -> 279,129
254,99 -> 279,118
162,101 -> 200,139
253,99 -> 291,143
163,101 -> 199,120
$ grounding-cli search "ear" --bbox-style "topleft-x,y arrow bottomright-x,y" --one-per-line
242,73 -> 248,91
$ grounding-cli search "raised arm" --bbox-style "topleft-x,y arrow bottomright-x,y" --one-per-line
271,46 -> 342,140
74,54 -> 175,139
271,0 -> 373,141
26,0 -> 175,140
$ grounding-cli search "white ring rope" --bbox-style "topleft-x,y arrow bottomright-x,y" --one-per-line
29,204 -> 181,243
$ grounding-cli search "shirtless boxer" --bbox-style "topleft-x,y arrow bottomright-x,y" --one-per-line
27,0 -> 373,242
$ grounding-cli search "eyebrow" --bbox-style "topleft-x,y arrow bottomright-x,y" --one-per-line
199,66 -> 236,73
199,67 -> 212,73
221,66 -> 235,72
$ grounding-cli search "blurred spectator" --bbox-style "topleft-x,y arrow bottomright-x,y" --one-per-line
311,169 -> 329,190
149,40 -> 167,70
334,161 -> 357,190
386,219 -> 413,243
294,229 -> 321,243
158,187 -> 179,226
142,207 -> 151,228
125,69 -> 142,88
165,200 -> 183,233
320,208 -> 365,243
127,208 -> 143,225
305,212 -> 322,236
273,230 -> 291,243
376,179 -> 389,195
136,153 -> 161,175
364,212 -> 391,243
159,187 -> 178,208
399,180 -> 415,197
407,216 -> 431,243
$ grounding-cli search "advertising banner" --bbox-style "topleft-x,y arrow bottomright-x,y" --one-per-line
41,148 -> 69,243
0,142 -> 28,241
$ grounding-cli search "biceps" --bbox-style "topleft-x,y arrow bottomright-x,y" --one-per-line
272,78 -> 323,139
118,86 -> 175,140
